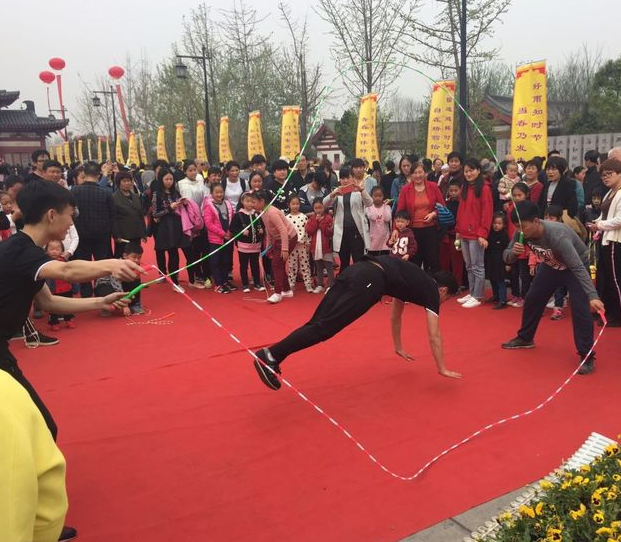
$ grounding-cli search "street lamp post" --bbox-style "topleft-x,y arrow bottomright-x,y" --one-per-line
92,86 -> 118,144
459,0 -> 468,157
175,46 -> 213,163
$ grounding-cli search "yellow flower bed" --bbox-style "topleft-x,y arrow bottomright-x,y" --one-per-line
478,439 -> 621,542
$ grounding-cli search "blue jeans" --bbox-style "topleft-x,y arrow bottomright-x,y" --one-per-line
491,279 -> 507,303
461,238 -> 486,299
554,286 -> 567,308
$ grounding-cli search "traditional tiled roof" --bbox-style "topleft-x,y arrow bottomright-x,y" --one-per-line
0,90 -> 20,108
483,93 -> 573,128
0,109 -> 69,134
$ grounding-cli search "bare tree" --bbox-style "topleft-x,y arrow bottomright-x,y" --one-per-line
277,2 -> 324,141
401,0 -> 512,78
315,0 -> 419,101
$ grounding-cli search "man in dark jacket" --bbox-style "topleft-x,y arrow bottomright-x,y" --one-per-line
72,161 -> 115,297
265,159 -> 297,212
583,150 -> 605,206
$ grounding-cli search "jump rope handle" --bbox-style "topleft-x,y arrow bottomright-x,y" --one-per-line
518,232 -> 524,244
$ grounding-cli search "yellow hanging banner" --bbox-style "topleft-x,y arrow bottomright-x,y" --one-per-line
49,146 -> 55,161
511,61 -> 548,161
105,137 -> 111,162
56,144 -> 63,164
128,132 -> 139,166
280,106 -> 301,161
355,93 -> 380,164
97,137 -> 103,163
63,141 -> 71,165
77,139 -> 84,163
175,123 -> 187,163
219,116 -> 233,163
87,138 -> 92,161
73,139 -> 78,163
196,120 -> 208,163
115,136 -> 125,164
156,126 -> 168,162
247,111 -> 265,161
138,134 -> 148,165
426,80 -> 456,161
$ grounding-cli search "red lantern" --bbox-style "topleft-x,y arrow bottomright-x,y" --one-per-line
39,71 -> 55,85
49,57 -> 66,71
108,66 -> 125,80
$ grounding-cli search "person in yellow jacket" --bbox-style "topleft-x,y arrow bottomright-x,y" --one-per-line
0,371 -> 67,542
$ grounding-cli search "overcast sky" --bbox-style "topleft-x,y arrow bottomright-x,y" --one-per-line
2,0 -> 620,133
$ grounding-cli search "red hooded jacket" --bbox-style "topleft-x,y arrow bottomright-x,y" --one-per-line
456,182 -> 493,240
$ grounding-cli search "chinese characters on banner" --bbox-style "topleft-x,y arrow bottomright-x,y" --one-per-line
196,120 -> 208,163
56,143 -> 64,165
175,123 -> 187,163
426,80 -> 456,161
63,141 -> 70,165
355,93 -> 380,164
156,126 -> 168,162
77,139 -> 84,163
138,134 -> 148,164
115,135 -> 125,165
48,146 -> 55,161
128,132 -> 139,166
511,61 -> 547,161
247,110 -> 266,160
281,106 -> 301,161
219,117 -> 233,163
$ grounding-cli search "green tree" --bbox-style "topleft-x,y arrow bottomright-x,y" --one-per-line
334,107 -> 358,161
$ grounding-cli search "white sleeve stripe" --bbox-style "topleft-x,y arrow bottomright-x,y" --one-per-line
34,260 -> 54,281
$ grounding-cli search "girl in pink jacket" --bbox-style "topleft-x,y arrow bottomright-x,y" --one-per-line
202,183 -> 235,294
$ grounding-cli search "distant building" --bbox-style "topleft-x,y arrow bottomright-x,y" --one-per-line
0,90 -> 68,166
312,119 -> 420,166
481,93 -> 572,140
311,120 -> 345,168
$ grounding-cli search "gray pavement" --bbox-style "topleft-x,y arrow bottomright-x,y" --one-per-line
398,486 -> 530,542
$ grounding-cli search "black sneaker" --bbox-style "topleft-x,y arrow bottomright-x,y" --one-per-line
493,302 -> 507,310
253,348 -> 281,390
25,332 -> 59,347
501,337 -> 535,349
225,282 -> 238,292
59,525 -> 77,541
577,353 -> 596,375
215,285 -> 231,294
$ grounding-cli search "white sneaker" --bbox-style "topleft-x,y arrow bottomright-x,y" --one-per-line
457,294 -> 472,304
267,293 -> 282,304
305,287 -> 314,293
281,290 -> 294,298
546,297 -> 555,309
243,287 -> 251,293
462,297 -> 482,308
312,286 -> 324,294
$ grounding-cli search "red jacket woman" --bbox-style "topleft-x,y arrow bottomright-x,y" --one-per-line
305,212 -> 333,256
395,162 -> 445,272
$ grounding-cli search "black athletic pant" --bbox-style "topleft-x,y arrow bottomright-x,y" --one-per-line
412,226 -> 439,273
338,226 -> 365,271
517,263 -> 594,356
0,348 -> 58,440
269,261 -> 385,362
238,252 -> 261,287
597,242 -> 621,323
156,248 -> 180,285
75,237 -> 112,297
182,236 -> 211,284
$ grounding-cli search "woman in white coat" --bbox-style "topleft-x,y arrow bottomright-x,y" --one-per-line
323,166 -> 373,271
589,159 -> 621,326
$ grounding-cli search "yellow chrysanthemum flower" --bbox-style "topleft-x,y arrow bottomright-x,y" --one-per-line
572,475 -> 584,485
561,481 -> 571,490
540,480 -> 554,490
593,511 -> 605,524
580,465 -> 591,473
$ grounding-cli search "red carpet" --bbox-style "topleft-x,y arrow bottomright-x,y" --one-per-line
17,256 -> 621,542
